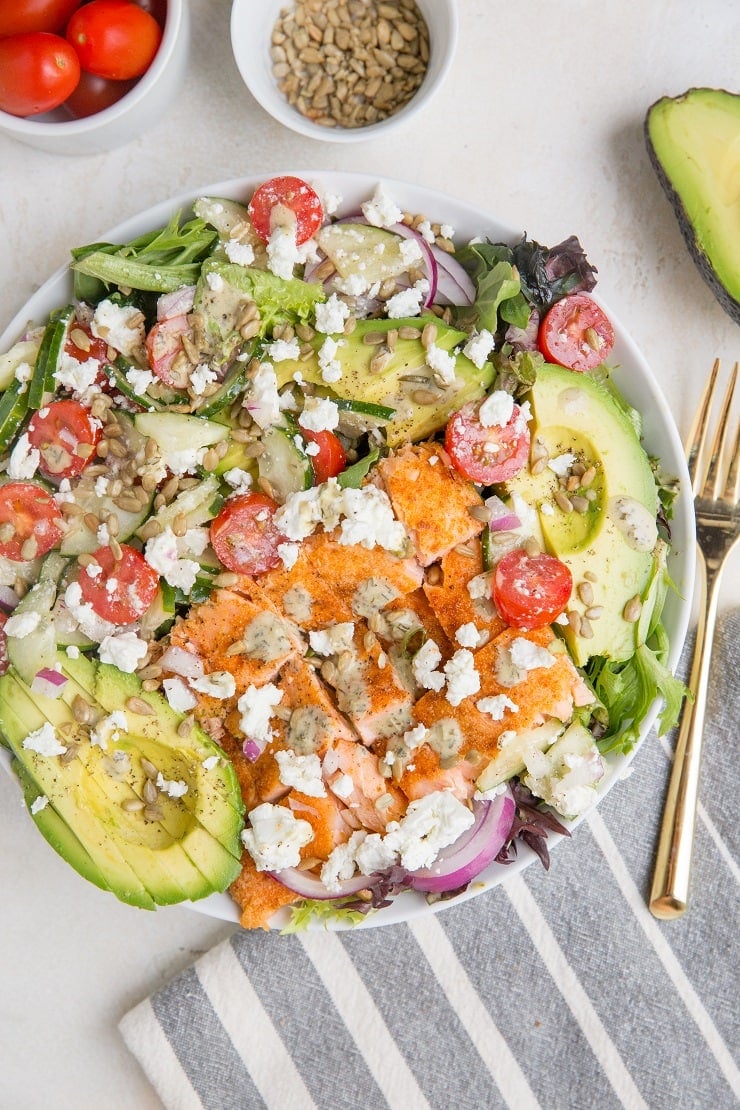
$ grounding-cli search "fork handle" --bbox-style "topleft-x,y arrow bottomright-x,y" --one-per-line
649,551 -> 721,918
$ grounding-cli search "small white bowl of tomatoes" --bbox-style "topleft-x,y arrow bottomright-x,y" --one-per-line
0,0 -> 189,154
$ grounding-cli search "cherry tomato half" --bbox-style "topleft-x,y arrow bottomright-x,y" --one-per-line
538,293 -> 615,372
66,0 -> 162,80
210,492 -> 287,577
0,482 -> 64,561
248,176 -> 324,246
0,0 -> 82,37
0,32 -> 80,117
445,400 -> 530,485
302,429 -> 347,485
493,548 -> 572,630
62,70 -> 137,118
78,544 -> 159,624
27,400 -> 102,481
145,315 -> 190,388
64,322 -> 109,363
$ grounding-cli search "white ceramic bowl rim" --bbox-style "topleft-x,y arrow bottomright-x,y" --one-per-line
0,0 -> 183,136
230,0 -> 459,143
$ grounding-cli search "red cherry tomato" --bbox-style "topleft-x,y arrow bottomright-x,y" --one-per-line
538,293 -> 615,372
0,612 -> 9,677
493,548 -> 572,630
64,323 -> 109,363
27,400 -> 102,481
0,32 -> 80,117
445,399 -> 530,485
210,492 -> 287,577
0,482 -> 64,561
145,315 -> 190,387
66,0 -> 162,80
0,0 -> 82,36
78,544 -> 159,624
62,70 -> 136,118
302,429 -> 347,485
248,176 -> 324,246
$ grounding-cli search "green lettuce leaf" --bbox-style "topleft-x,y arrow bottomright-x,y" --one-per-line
280,897 -> 369,933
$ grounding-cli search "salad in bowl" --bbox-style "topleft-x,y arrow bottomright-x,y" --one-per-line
0,173 -> 690,930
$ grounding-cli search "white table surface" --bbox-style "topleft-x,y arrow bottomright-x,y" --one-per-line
0,2 -> 737,1106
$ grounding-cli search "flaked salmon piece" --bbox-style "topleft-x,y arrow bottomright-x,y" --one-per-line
302,530 -> 423,611
413,625 -> 593,765
217,727 -> 289,813
397,743 -> 478,803
322,621 -> 414,745
376,442 -> 485,566
287,791 -> 352,860
272,656 -> 360,756
380,589 -> 453,656
423,539 -> 507,646
230,850 -> 299,930
258,543 -> 355,631
325,737 -> 406,832
166,585 -> 302,719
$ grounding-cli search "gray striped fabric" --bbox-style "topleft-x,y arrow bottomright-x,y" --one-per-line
119,610 -> 740,1110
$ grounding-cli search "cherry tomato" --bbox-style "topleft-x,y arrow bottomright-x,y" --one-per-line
62,70 -> 136,118
64,323 -> 109,364
0,0 -> 82,37
210,492 -> 287,577
538,293 -> 615,372
0,32 -> 80,117
145,315 -> 190,388
302,429 -> 347,485
0,482 -> 64,561
78,544 -> 159,624
493,548 -> 572,630
248,176 -> 324,246
66,0 -> 162,80
445,400 -> 530,485
27,400 -> 102,481
0,613 -> 8,677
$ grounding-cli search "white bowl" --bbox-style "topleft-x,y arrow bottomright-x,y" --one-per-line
230,0 -> 458,142
0,0 -> 189,156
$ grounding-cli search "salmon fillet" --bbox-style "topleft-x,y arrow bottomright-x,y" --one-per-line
230,851 -> 299,930
423,539 -> 507,646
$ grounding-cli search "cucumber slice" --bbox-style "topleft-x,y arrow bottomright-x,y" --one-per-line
104,356 -> 174,411
139,585 -> 176,640
258,424 -> 314,502
334,397 -> 396,420
0,335 -> 42,392
27,305 -> 75,410
6,576 -> 58,685
317,224 -> 412,283
136,474 -> 221,538
133,412 -> 229,459
60,481 -> 152,556
0,379 -> 30,453
194,196 -> 251,239
195,359 -> 253,418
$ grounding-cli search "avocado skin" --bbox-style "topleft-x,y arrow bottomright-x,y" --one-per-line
645,88 -> 740,325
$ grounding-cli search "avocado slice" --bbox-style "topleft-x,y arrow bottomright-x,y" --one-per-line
0,693 -> 156,910
272,316 -> 494,447
7,672 -> 235,904
13,757 -> 112,895
645,88 -> 740,324
505,363 -> 659,666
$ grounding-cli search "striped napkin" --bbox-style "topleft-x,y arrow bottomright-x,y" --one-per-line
119,610 -> 739,1110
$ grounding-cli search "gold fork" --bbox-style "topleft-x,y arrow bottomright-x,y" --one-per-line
650,359 -> 739,919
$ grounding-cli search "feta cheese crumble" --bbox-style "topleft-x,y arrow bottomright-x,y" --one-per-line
275,750 -> 326,797
314,293 -> 350,335
384,790 -> 475,871
443,649 -> 480,706
242,802 -> 314,871
91,299 -> 144,358
425,342 -> 457,385
298,396 -> 339,433
156,772 -> 189,799
463,329 -> 495,370
476,694 -> 519,720
163,676 -> 198,713
237,683 -> 282,746
22,722 -> 66,757
412,639 -> 445,692
309,622 -> 355,657
97,632 -> 148,673
479,389 -> 514,428
361,185 -> 403,228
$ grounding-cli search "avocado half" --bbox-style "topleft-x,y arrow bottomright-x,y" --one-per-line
645,88 -> 740,325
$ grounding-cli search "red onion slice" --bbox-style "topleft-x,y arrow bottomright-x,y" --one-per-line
485,495 -> 522,532
0,586 -> 20,612
408,788 -> 515,893
270,864 -> 378,901
157,286 -> 196,321
242,738 -> 267,763
158,645 -> 204,681
31,668 -> 68,700
429,242 -> 476,307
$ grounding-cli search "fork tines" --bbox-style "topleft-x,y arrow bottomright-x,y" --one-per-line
687,359 -> 739,505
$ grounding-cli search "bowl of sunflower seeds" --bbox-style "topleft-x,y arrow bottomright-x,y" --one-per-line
230,0 -> 458,142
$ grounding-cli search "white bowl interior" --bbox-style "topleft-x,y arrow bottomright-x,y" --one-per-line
0,171 -> 695,929
230,0 -> 458,142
